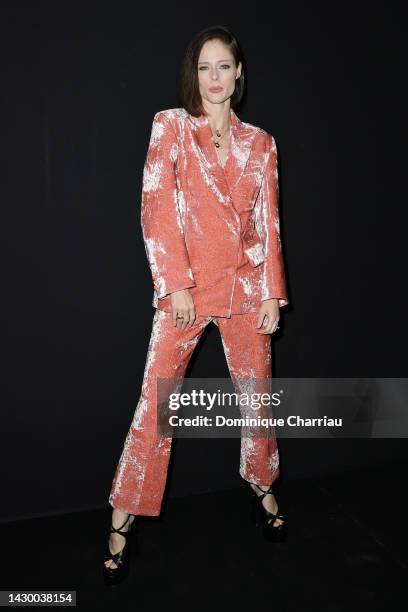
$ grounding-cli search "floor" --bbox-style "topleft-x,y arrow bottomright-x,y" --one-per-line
2,461 -> 407,611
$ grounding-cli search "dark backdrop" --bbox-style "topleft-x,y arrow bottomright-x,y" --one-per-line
3,2 -> 407,522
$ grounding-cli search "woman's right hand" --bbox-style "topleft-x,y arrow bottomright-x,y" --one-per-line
170,289 -> 196,330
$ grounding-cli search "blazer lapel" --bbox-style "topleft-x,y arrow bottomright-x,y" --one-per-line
187,108 -> 259,206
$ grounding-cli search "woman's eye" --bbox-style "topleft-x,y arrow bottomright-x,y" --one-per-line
198,65 -> 231,70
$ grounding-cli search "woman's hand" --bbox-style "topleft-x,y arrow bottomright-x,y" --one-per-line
256,298 -> 280,334
170,289 -> 196,330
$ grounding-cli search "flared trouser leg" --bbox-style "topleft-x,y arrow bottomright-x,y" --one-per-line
108,309 -> 280,516
108,309 -> 212,516
215,313 -> 280,486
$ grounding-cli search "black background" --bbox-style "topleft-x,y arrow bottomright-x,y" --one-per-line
3,1 -> 407,522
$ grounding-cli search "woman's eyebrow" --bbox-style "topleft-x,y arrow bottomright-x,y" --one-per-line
198,59 -> 232,64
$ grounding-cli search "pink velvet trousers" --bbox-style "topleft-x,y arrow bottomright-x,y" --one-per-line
108,308 -> 281,516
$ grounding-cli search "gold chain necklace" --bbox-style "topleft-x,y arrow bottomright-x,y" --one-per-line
211,123 -> 230,148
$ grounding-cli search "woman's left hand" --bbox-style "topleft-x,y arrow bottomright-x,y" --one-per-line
256,299 -> 280,334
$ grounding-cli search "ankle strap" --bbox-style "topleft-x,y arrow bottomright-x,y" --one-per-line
110,514 -> 131,535
252,483 -> 274,499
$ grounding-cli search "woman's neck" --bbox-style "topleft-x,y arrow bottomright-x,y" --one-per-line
204,104 -> 231,133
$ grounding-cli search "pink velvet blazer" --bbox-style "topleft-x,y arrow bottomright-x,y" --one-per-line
140,107 -> 289,317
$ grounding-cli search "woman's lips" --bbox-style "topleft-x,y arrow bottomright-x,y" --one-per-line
209,87 -> 223,92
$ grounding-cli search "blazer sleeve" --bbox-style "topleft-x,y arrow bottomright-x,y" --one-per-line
140,111 -> 196,300
254,134 -> 289,308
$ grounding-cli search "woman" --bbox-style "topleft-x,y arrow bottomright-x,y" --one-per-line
103,24 -> 290,585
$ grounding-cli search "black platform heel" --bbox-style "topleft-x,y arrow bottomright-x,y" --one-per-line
103,514 -> 136,586
250,483 -> 288,542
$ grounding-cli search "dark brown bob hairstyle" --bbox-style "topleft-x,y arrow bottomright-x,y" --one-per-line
177,25 -> 246,117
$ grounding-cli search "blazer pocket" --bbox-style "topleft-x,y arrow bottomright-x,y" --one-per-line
243,241 -> 265,267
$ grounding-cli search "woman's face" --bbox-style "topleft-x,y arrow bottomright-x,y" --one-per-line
197,39 -> 242,108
